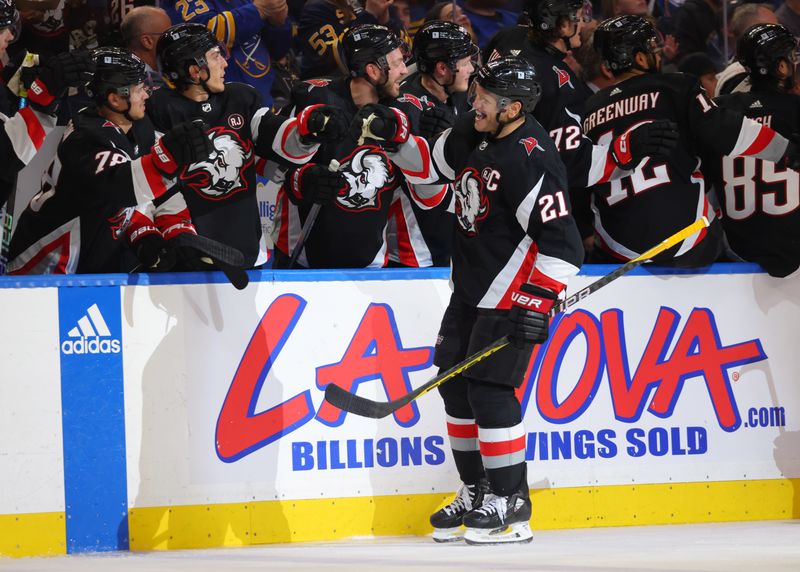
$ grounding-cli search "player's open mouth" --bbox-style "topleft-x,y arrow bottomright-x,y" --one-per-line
474,111 -> 487,120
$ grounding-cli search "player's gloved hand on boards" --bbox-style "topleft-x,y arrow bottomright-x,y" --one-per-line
23,50 -> 94,111
151,120 -> 213,176
349,103 -> 410,151
287,163 -> 344,206
419,105 -> 456,140
611,120 -> 679,170
779,134 -> 800,170
296,104 -> 349,143
508,283 -> 557,349
132,232 -> 176,271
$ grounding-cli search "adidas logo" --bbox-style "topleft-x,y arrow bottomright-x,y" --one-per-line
61,303 -> 121,355
750,100 -> 763,109
610,87 -> 622,96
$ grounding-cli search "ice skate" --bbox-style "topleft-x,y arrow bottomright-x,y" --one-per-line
463,492 -> 533,545
429,480 -> 489,542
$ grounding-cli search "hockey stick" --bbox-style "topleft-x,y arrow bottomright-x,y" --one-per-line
0,53 -> 36,274
324,216 -> 710,418
171,233 -> 250,290
287,159 -> 340,268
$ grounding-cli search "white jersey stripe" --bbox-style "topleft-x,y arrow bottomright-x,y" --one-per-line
534,253 -> 580,287
477,235 -> 533,308
515,174 -> 544,231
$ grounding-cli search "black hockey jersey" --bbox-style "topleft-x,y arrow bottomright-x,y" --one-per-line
146,82 -> 318,267
389,72 -> 462,267
387,115 -> 584,308
583,73 -> 792,262
706,91 -> 800,277
7,108 -> 174,274
0,83 -> 57,207
273,77 -> 401,268
484,26 -> 615,190
296,0 -> 409,80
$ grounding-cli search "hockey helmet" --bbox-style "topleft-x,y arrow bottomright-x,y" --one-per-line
594,15 -> 660,73
737,24 -> 798,86
413,20 -> 479,74
471,56 -> 542,113
0,0 -> 20,43
157,23 -> 220,87
341,24 -> 405,77
86,47 -> 147,104
524,0 -> 585,31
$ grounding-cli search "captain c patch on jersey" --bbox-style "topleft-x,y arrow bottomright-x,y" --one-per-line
454,168 -> 489,236
182,127 -> 255,200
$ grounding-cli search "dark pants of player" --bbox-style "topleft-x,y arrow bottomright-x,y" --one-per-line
271,248 -> 310,269
434,294 -> 531,498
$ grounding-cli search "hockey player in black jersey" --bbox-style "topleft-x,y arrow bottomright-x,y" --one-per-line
7,48 -> 213,274
583,16 -> 800,267
387,20 -> 478,267
351,57 -> 584,544
482,0 -> 678,246
271,23 -> 409,268
0,0 -> 94,209
146,23 -> 343,269
706,24 -> 800,277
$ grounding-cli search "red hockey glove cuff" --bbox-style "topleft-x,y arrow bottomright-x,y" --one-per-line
510,283 -> 557,314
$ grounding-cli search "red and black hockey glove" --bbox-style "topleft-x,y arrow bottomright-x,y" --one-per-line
508,283 -> 557,349
611,120 -> 679,170
349,103 -> 410,151
151,120 -> 213,176
419,105 -> 456,140
287,163 -> 345,206
296,104 -> 349,144
23,50 -> 94,112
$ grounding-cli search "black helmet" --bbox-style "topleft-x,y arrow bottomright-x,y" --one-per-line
524,0 -> 584,31
0,0 -> 20,43
157,23 -> 218,87
341,24 -> 404,77
86,47 -> 146,104
737,23 -> 797,88
413,20 -> 478,74
594,15 -> 659,73
474,56 -> 542,113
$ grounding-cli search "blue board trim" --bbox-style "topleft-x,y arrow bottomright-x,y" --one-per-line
0,263 -> 767,289
58,287 -> 128,553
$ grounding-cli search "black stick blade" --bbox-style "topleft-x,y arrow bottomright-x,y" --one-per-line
324,384 -> 398,419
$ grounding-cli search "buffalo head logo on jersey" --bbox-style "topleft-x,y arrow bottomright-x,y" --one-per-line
337,147 -> 395,211
182,127 -> 254,200
454,168 -> 489,235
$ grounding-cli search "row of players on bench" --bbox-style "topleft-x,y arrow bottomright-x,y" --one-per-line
5,8 -> 800,277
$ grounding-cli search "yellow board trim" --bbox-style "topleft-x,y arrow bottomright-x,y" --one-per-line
0,511 -> 66,557
129,478 -> 800,551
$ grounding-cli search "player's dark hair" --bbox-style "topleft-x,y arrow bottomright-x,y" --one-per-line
524,0 -> 585,51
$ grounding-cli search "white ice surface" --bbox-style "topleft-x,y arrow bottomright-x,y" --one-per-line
1,521 -> 799,572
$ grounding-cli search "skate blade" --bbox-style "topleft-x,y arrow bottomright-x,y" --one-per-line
432,527 -> 464,543
464,522 -> 533,545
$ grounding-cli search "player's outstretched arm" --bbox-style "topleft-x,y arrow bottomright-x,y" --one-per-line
252,105 -> 347,167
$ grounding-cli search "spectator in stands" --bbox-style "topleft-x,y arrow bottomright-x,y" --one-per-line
121,6 -> 173,90
776,0 -> 800,37
673,0 -> 724,66
462,0 -> 519,48
715,2 -> 779,95
162,0 -> 292,107
425,1 -> 477,43
601,0 -> 649,18
296,0 -> 409,80
678,51 -> 718,94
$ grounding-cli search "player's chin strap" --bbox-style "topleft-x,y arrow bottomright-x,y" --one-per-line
107,94 -> 136,122
491,99 -> 523,139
